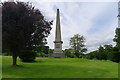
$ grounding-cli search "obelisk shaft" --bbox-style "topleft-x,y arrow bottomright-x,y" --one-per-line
55,9 -> 61,41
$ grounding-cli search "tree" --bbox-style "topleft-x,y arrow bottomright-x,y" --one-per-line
103,44 -> 113,60
48,49 -> 54,56
109,47 -> 120,62
86,44 -> 113,60
2,2 -> 53,66
104,44 -> 113,50
70,34 -> 87,58
33,46 -> 50,57
97,45 -> 107,60
112,28 -> 120,62
64,48 -> 74,58
113,28 -> 120,51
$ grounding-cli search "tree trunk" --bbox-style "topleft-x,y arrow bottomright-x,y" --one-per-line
12,54 -> 17,66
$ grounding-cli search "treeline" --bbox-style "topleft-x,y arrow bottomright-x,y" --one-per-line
64,44 -> 120,63
85,45 -> 120,63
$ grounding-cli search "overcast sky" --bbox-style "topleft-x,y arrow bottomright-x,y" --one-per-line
31,1 -> 118,52
1,0 -> 119,52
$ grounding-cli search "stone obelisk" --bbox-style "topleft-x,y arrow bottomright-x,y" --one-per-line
52,9 -> 65,58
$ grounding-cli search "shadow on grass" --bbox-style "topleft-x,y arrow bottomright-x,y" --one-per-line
19,59 -> 45,64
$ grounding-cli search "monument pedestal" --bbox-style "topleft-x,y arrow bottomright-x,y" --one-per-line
51,49 -> 65,58
52,52 -> 65,58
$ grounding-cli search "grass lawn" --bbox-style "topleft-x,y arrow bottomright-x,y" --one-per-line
2,56 -> 118,78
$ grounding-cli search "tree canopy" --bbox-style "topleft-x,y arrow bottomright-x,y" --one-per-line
69,34 -> 87,58
113,28 -> 120,51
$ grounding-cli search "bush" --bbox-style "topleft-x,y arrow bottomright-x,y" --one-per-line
107,47 -> 120,63
109,51 -> 120,63
36,52 -> 48,57
64,49 -> 75,58
19,50 -> 36,62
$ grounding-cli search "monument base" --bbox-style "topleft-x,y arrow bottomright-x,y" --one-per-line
51,52 -> 65,58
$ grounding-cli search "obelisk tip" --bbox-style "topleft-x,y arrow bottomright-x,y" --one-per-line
57,9 -> 59,11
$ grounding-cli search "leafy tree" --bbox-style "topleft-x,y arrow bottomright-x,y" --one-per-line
104,44 -> 113,50
41,46 -> 49,55
70,34 -> 87,58
103,44 -> 113,60
109,47 -> 120,62
112,28 -> 120,62
97,45 -> 107,60
113,28 -> 120,51
47,49 -> 54,57
64,48 -> 74,58
33,46 -> 51,57
2,2 -> 52,66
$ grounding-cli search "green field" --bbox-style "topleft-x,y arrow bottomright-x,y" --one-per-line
2,56 -> 118,78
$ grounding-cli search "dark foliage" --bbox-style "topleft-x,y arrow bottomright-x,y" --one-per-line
113,28 -> 120,50
86,45 -> 111,60
112,28 -> 120,62
33,46 -> 52,57
85,45 -> 120,63
19,50 -> 36,62
109,47 -> 120,62
97,46 -> 108,60
64,49 -> 74,58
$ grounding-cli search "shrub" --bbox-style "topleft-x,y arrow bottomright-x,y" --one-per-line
36,52 -> 48,57
19,50 -> 36,62
109,51 -> 120,63
108,47 -> 120,63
